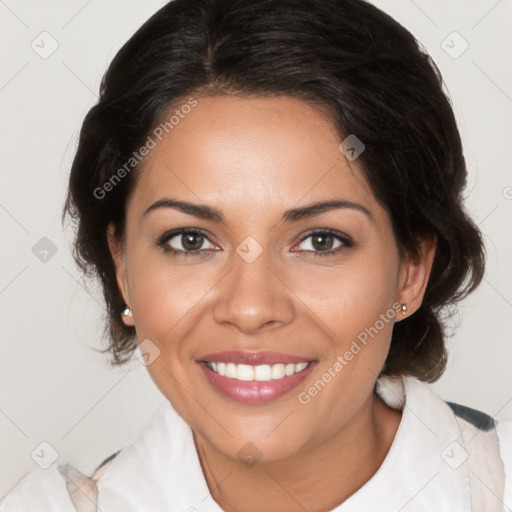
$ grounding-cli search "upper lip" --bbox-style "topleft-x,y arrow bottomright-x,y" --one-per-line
197,350 -> 315,365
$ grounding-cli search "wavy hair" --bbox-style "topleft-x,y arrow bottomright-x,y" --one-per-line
63,0 -> 485,382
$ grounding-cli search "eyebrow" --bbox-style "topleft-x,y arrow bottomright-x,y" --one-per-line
143,198 -> 373,224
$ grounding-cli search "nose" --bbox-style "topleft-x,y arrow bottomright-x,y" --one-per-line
212,247 -> 295,334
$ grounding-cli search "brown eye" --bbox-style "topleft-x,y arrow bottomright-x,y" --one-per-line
294,230 -> 353,256
310,233 -> 336,251
180,232 -> 204,251
158,229 -> 217,255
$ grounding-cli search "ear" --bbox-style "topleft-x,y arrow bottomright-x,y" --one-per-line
396,233 -> 437,321
107,222 -> 134,326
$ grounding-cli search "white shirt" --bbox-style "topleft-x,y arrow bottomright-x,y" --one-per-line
2,375 -> 511,511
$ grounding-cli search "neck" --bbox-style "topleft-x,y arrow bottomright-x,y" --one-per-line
193,393 -> 402,512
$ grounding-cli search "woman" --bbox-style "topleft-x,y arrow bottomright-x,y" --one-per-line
1,0 -> 510,510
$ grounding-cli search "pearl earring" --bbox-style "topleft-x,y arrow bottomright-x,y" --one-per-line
122,306 -> 132,318
401,304 -> 407,315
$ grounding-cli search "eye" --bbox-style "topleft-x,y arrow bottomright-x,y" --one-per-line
292,230 -> 353,257
156,228 -> 352,258
157,229 -> 218,256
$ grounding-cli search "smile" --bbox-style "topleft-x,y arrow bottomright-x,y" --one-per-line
205,361 -> 310,381
196,350 -> 317,404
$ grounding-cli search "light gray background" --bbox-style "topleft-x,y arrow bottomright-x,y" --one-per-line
1,0 -> 511,497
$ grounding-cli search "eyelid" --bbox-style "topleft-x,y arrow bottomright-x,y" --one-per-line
292,229 -> 353,253
158,227 -> 212,241
157,227 -> 353,257
157,228 -> 220,251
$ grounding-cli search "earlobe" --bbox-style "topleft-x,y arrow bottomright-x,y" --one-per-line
107,223 -> 134,326
121,305 -> 133,325
396,233 -> 437,320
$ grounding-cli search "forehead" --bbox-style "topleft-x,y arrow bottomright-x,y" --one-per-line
129,95 -> 377,219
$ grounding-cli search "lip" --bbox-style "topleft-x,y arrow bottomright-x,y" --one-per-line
197,357 -> 317,405
196,350 -> 313,365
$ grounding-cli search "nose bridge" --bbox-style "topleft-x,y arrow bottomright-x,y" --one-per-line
213,239 -> 295,333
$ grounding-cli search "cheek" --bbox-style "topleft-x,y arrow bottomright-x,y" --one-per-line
126,246 -> 224,353
289,253 -> 400,413
130,268 -> 206,338
290,256 -> 399,426
290,250 -> 398,340
125,252 -> 214,400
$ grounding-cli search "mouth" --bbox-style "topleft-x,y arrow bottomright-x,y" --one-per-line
203,360 -> 311,381
196,351 -> 317,404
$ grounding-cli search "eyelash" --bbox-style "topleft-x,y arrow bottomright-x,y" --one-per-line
156,228 -> 353,258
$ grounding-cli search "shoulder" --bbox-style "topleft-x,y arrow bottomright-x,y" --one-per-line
446,399 -> 512,463
496,417 -> 512,452
496,419 -> 512,507
0,465 -> 75,511
0,451 -> 121,512
445,399 -> 512,509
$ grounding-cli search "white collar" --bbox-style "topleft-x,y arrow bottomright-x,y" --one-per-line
96,375 -> 471,511
97,396 -> 223,511
337,376 -> 471,511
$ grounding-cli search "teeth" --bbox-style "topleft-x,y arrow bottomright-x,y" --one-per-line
285,363 -> 295,376
226,363 -> 237,378
255,364 -> 271,381
295,362 -> 308,372
206,361 -> 311,381
237,364 -> 255,381
271,363 -> 285,379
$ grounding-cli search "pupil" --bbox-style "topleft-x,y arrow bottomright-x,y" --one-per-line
312,234 -> 333,251
183,233 -> 203,251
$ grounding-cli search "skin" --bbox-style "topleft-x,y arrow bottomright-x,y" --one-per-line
108,95 -> 436,512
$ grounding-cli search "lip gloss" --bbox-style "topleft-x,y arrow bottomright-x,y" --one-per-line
198,361 -> 316,404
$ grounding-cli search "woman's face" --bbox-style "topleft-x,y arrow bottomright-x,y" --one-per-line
109,95 -> 434,464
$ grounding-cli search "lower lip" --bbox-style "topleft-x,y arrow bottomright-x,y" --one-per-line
198,362 -> 316,404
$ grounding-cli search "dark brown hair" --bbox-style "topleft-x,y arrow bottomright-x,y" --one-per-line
63,0 -> 485,382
